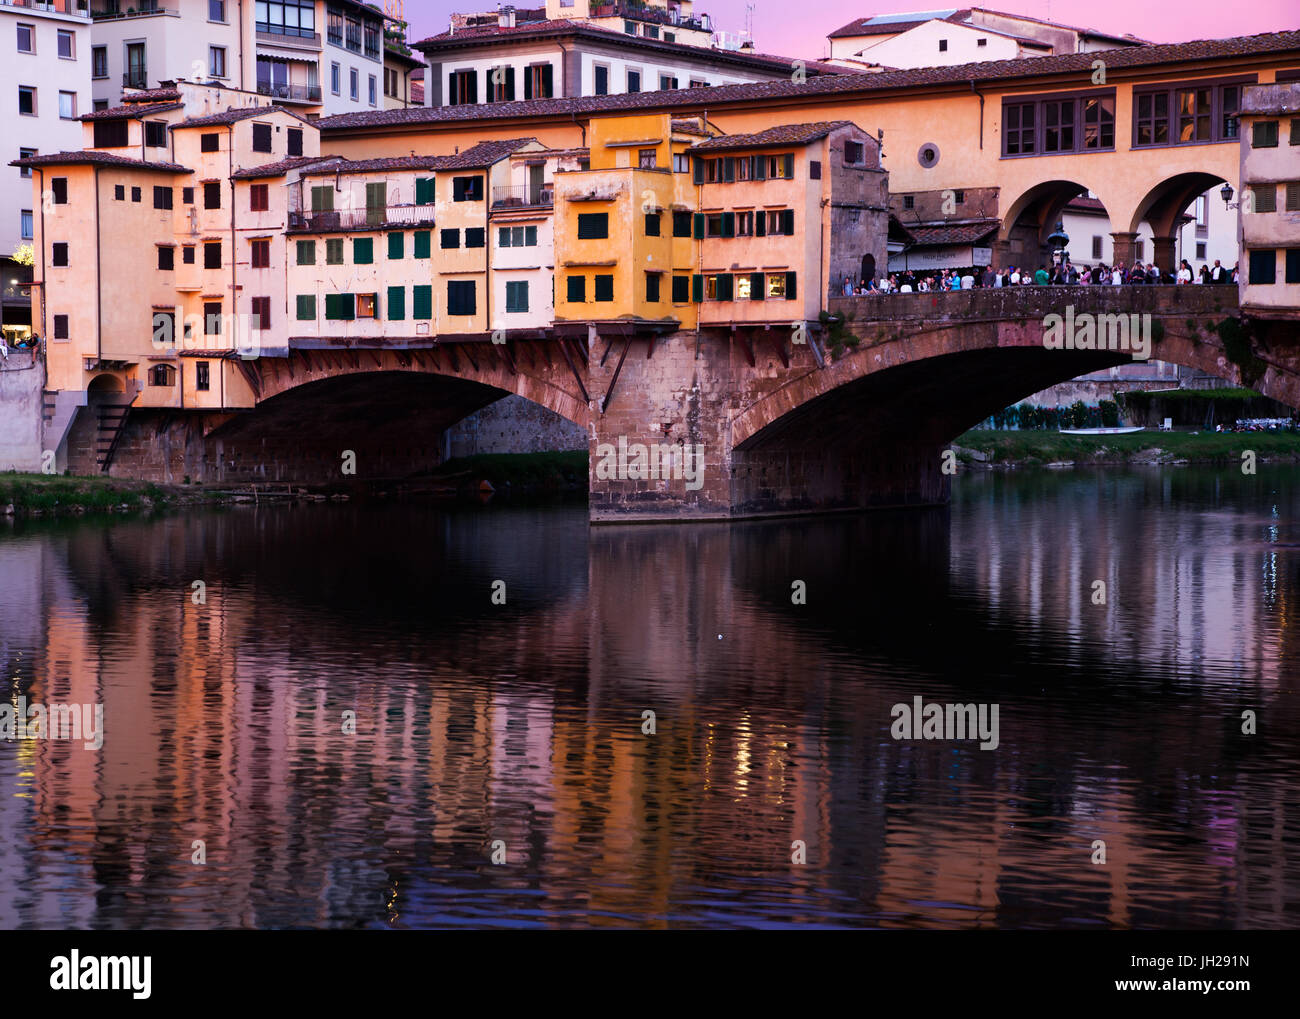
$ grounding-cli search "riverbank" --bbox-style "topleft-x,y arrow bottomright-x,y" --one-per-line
0,474 -> 212,517
953,429 -> 1300,467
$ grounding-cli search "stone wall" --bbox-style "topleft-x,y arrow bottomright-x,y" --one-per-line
0,348 -> 43,472
446,394 -> 587,458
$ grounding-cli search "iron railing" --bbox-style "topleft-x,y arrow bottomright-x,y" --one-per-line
492,184 -> 554,209
287,204 -> 436,232
257,82 -> 323,103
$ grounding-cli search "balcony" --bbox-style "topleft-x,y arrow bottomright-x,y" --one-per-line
257,82 -> 323,103
287,204 -> 436,232
123,70 -> 149,90
256,29 -> 321,51
3,0 -> 91,18
492,184 -> 554,209
93,2 -> 177,21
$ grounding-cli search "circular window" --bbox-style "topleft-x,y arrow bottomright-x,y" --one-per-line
918,143 -> 940,169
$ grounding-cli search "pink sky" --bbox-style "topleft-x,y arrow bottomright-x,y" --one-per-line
403,1 -> 1297,59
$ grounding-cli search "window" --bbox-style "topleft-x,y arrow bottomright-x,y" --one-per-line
977,38 -> 987,47
764,209 -> 795,236
210,46 -> 227,78
440,228 -> 460,249
363,21 -> 380,59
51,178 -> 67,204
58,92 -> 76,120
183,186 -> 195,204
465,228 -> 485,249
328,11 -> 343,45
204,242 -> 221,269
250,238 -> 271,268
627,70 -> 641,94
1287,182 -> 1300,213
1196,241 -> 1207,260
938,39 -> 948,52
350,68 -> 358,102
506,280 -> 529,313
660,75 -> 678,91
385,286 -> 403,320
291,294 -> 315,323
353,237 -> 373,264
210,0 -> 226,22
524,63 -> 553,100
1082,95 -> 1116,149
844,140 -> 865,165
1253,120 -> 1279,148
577,213 -> 609,239
324,293 -> 354,320
412,285 -> 432,319
447,280 -> 476,316
18,87 -> 35,117
204,181 -> 221,209
248,296 -> 270,330
673,153 -> 689,173
201,133 -> 220,153
18,148 -> 35,179
567,276 -> 585,302
624,20 -> 637,35
252,123 -> 272,153
703,274 -> 730,301
1133,82 -> 1243,147
196,361 -> 211,391
249,184 -> 269,212
638,148 -> 657,169
452,176 -> 483,201
735,211 -> 754,236
1252,185 -> 1276,214
594,275 -> 614,302
1004,102 -> 1036,155
204,302 -> 223,334
331,62 -> 340,96
368,75 -> 377,107
53,315 -> 69,340
183,246 -> 195,264
57,31 -> 74,60
326,238 -> 344,264
1176,87 -> 1213,143
149,364 -> 177,387
256,0 -> 315,38
644,212 -> 661,236
16,24 -> 33,54
145,121 -> 168,148
92,46 -> 107,79
450,69 -> 476,105
672,275 -> 689,304
1043,98 -> 1075,152
296,239 -> 315,264
809,161 -> 822,180
387,231 -> 404,259
594,64 -> 609,96
356,294 -> 377,319
384,67 -> 399,98
644,25 -> 659,39
768,272 -> 795,299
645,273 -> 660,303
93,120 -> 129,148
20,210 -> 32,240
287,128 -> 303,157
414,230 -> 431,258
689,79 -> 708,89
1092,236 -> 1103,259
153,186 -> 173,210
1287,249 -> 1300,284
1249,249 -> 1275,285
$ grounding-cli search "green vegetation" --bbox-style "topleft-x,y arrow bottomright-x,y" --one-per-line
0,473 -> 172,515
1121,387 -> 1262,404
954,429 -> 1300,466
991,401 -> 1119,430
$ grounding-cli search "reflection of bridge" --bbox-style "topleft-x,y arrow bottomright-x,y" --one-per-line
96,283 -> 1296,521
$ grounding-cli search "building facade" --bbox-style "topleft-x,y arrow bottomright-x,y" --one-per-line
1238,81 -> 1300,318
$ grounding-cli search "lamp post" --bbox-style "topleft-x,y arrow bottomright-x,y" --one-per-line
1047,221 -> 1070,266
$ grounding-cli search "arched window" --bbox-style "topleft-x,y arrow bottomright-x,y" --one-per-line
149,363 -> 177,387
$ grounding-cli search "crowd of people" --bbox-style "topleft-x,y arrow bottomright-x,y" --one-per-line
840,258 -> 1239,295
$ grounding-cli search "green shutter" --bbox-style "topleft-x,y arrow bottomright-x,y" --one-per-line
782,209 -> 795,236
413,231 -> 431,258
721,212 -> 735,237
324,293 -> 340,319
750,272 -> 765,300
717,273 -> 733,301
783,154 -> 794,179
353,238 -> 373,264
412,285 -> 432,320
691,274 -> 703,303
756,212 -> 766,237
525,225 -> 537,246
387,286 -> 405,320
723,157 -> 735,182
387,231 -> 404,259
785,272 -> 797,300
296,294 -> 316,320
296,239 -> 315,265
693,157 -> 704,184
340,293 -> 355,320
498,226 -> 510,247
693,213 -> 705,239
415,177 -> 434,204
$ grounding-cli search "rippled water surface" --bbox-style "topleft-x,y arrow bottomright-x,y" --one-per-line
2,466 -> 1298,929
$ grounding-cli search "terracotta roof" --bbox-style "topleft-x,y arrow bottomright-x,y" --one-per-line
384,46 -> 425,68
322,30 -> 1300,132
121,88 -> 183,104
691,121 -> 856,151
81,102 -> 184,121
670,118 -> 711,137
175,106 -> 313,128
905,220 -> 999,246
9,151 -> 191,174
414,19 -> 845,77
297,155 -> 440,177
232,155 -> 346,179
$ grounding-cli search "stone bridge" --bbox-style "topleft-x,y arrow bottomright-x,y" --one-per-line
91,286 -> 1296,521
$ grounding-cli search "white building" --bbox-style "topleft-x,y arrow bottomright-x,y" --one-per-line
1060,191 -> 1238,275
86,0 -> 394,118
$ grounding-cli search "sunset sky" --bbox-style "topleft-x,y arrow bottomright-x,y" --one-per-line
402,1 -> 1298,59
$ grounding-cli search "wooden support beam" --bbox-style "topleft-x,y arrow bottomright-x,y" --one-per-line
770,332 -> 789,369
600,337 -> 631,414
558,338 -> 590,404
807,331 -> 826,369
370,351 -> 383,369
737,333 -> 755,368
501,343 -> 518,376
462,345 -> 479,372
646,336 -> 656,359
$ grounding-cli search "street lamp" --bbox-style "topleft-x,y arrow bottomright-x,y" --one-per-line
1220,183 -> 1239,209
1047,220 -> 1070,265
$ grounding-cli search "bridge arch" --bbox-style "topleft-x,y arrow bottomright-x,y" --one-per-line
998,179 -> 1109,270
1127,171 -> 1233,275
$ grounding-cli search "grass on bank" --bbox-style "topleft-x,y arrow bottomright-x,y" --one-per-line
954,429 -> 1300,465
0,473 -> 172,513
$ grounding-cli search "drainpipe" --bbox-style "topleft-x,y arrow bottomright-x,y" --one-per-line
228,123 -> 236,380
238,0 -> 246,92
94,166 -> 102,362
35,168 -> 47,355
970,80 -> 984,150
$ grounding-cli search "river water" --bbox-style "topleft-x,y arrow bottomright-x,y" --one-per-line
1,466 -> 1298,929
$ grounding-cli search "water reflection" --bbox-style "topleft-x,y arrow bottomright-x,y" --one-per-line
1,466 -> 1298,928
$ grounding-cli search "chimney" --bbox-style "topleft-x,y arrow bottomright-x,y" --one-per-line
499,6 -> 516,29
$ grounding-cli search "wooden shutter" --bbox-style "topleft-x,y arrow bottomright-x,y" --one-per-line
755,212 -> 766,237
781,209 -> 795,235
388,232 -> 403,259
693,158 -> 705,185
785,272 -> 797,300
721,212 -> 735,237
387,286 -> 405,320
717,273 -> 733,301
691,274 -> 703,303
542,64 -> 553,98
693,213 -> 705,239
750,272 -> 765,300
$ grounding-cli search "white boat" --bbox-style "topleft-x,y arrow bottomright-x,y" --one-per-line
1058,426 -> 1144,435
